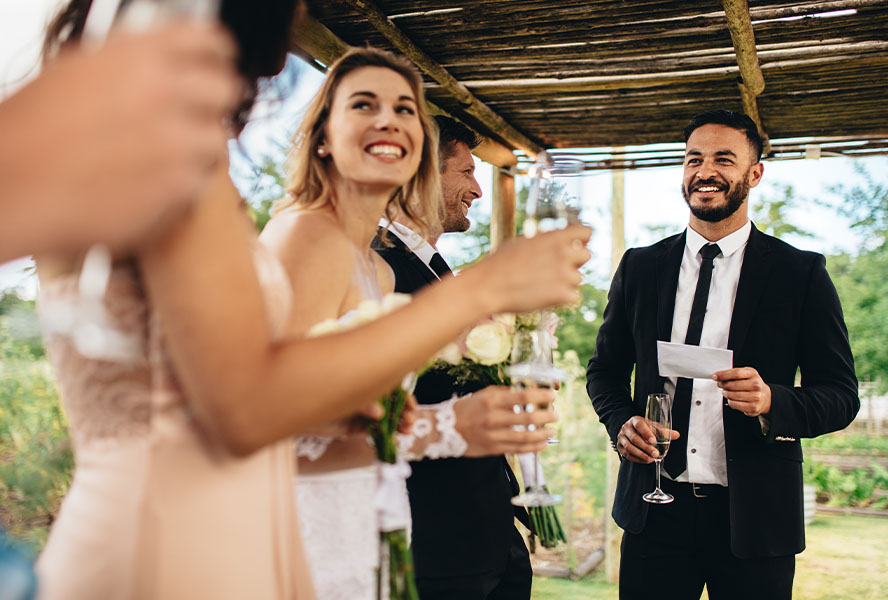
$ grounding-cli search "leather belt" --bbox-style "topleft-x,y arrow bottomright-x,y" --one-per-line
688,482 -> 726,499
662,478 -> 727,499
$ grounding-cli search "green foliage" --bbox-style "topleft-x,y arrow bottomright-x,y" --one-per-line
536,351 -> 608,532
234,144 -> 288,233
802,433 -> 888,509
0,324 -> 72,553
823,164 -> 888,391
804,433 -> 888,453
826,161 -> 888,249
750,183 -> 814,239
554,285 -> 607,366
0,291 -> 43,360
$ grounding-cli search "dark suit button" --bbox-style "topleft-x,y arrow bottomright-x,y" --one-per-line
695,400 -> 701,406
690,448 -> 697,454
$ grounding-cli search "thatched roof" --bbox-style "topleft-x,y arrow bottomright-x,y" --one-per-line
293,0 -> 888,170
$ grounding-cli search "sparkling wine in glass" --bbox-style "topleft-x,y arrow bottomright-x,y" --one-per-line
523,153 -> 585,238
507,326 -> 565,508
642,393 -> 674,504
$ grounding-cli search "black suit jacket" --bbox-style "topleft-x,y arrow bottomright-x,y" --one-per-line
372,229 -> 528,578
586,226 -> 859,559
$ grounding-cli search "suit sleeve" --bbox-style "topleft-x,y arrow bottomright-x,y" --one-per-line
586,250 -> 639,448
766,254 -> 859,441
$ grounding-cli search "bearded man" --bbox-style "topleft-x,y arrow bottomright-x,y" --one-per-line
586,109 -> 859,600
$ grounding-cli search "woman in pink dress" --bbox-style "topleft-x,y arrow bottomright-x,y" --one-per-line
34,2 -> 593,599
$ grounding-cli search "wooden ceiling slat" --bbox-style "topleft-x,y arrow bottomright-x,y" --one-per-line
299,0 -> 888,163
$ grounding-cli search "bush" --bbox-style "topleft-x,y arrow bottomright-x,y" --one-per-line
803,432 -> 888,509
0,324 -> 72,553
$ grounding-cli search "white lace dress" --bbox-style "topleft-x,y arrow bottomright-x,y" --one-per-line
294,298 -> 469,600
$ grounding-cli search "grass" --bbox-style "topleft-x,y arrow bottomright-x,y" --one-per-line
531,514 -> 888,600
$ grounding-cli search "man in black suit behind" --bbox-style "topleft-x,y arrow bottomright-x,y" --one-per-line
373,116 -> 534,599
586,109 -> 859,600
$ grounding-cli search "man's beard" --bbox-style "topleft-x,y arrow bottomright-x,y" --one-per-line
681,176 -> 749,223
440,198 -> 470,233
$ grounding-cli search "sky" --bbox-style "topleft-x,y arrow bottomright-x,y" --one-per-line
1,0 -> 884,296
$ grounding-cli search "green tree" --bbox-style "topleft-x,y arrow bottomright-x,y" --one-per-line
823,162 -> 888,390
0,290 -> 43,359
750,183 -> 814,239
554,285 -> 608,363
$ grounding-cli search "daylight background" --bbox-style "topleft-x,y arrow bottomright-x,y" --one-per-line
1,2 -> 886,598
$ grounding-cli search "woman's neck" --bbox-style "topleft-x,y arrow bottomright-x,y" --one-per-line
328,177 -> 394,250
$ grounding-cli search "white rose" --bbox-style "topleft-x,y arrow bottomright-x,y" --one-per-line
380,292 -> 412,314
307,318 -> 341,337
465,322 -> 512,366
435,342 -> 463,365
493,313 -> 515,331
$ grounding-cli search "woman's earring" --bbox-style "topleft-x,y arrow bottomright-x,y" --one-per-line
317,146 -> 328,157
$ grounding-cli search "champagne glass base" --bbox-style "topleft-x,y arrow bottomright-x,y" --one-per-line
511,488 -> 561,507
642,489 -> 674,504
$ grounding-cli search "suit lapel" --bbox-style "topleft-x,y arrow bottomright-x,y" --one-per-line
382,229 -> 439,286
657,231 -> 687,341
728,225 -> 774,353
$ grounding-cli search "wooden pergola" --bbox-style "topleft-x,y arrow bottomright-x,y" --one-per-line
290,0 -> 888,579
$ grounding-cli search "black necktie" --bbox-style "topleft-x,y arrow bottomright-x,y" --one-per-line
428,252 -> 451,278
664,243 -> 722,478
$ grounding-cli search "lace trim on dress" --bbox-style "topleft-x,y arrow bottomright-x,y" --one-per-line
294,436 -> 337,461
396,395 -> 467,461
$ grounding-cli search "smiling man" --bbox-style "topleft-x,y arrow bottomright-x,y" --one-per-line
373,116 -> 536,599
586,109 -> 859,600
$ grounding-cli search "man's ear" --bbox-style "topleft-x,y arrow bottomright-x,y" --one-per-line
747,161 -> 764,189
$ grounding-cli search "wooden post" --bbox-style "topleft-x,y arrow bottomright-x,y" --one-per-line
491,168 -> 517,249
604,150 -> 627,585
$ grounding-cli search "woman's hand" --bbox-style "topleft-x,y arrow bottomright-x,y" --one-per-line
461,224 -> 592,316
1,21 -> 241,260
455,386 -> 557,457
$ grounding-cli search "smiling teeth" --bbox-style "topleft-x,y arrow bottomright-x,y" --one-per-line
696,186 -> 721,192
367,144 -> 403,158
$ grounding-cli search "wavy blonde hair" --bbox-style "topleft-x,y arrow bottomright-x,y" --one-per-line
277,47 -> 441,237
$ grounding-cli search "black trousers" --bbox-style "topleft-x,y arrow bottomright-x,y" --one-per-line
619,478 -> 795,600
415,527 -> 532,600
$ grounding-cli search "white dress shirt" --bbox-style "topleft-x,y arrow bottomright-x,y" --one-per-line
378,219 -> 441,279
665,221 -> 751,486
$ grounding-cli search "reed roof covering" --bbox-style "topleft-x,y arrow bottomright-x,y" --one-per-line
294,0 -> 888,170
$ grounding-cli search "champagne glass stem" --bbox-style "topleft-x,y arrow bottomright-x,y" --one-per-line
655,459 -> 662,493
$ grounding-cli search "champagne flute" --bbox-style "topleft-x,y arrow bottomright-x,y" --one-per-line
523,153 -> 585,237
642,393 -> 674,504
507,329 -> 565,508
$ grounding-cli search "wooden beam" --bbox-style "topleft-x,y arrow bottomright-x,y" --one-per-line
723,0 -> 766,94
290,14 -> 349,67
722,0 -> 770,154
491,169 -> 517,248
343,0 -> 543,158
604,149 -> 626,585
739,82 -> 772,155
474,139 -> 518,168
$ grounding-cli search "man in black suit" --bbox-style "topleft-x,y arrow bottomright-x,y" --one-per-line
373,115 -> 534,599
586,109 -> 859,600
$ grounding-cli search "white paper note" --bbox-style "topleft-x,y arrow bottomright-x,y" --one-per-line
657,340 -> 733,379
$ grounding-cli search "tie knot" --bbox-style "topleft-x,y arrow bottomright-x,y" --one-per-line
700,243 -> 722,261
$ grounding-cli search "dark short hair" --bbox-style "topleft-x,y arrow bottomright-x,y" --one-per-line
683,109 -> 763,162
433,115 -> 482,168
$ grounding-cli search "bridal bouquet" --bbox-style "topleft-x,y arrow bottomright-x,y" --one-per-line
310,293 -> 419,600
426,312 -> 567,549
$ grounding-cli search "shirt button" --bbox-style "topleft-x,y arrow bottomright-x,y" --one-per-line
691,448 -> 697,454
695,400 -> 701,406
